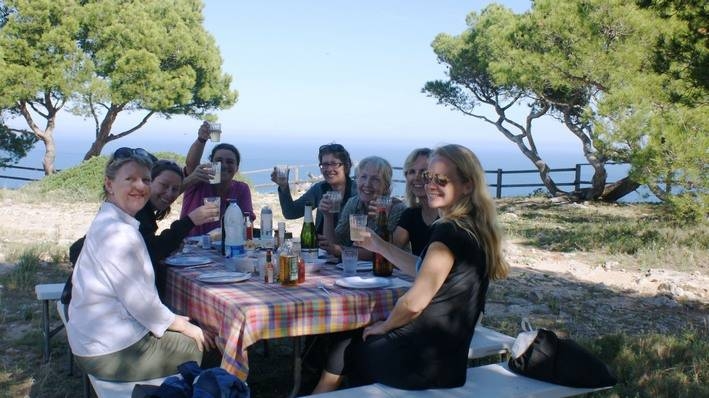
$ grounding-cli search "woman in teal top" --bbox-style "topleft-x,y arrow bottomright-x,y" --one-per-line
272,143 -> 355,234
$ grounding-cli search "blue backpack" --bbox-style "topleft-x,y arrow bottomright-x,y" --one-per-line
134,361 -> 250,398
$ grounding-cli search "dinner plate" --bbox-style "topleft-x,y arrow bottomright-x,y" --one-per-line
336,261 -> 373,272
164,255 -> 212,267
197,271 -> 251,284
335,276 -> 392,289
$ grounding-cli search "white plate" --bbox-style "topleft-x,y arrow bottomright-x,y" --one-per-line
164,256 -> 212,267
197,271 -> 251,284
335,276 -> 392,289
336,261 -> 373,272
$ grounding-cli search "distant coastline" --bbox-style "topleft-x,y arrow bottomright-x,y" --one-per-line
1,133 -> 651,201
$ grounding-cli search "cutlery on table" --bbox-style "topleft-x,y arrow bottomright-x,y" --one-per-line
317,280 -> 331,296
184,263 -> 215,269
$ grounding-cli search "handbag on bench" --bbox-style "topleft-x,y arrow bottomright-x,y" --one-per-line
507,319 -> 617,388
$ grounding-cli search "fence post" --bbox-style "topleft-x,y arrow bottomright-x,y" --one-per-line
574,164 -> 581,192
496,169 -> 503,199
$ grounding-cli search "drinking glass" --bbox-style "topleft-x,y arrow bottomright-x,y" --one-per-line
208,122 -> 221,142
203,196 -> 220,222
275,164 -> 289,183
349,214 -> 368,242
326,190 -> 342,213
341,246 -> 358,276
374,195 -> 391,212
209,162 -> 221,184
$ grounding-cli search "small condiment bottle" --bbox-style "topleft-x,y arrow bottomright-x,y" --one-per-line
264,250 -> 274,284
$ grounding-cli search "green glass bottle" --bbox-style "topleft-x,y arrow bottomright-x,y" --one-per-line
300,202 -> 318,264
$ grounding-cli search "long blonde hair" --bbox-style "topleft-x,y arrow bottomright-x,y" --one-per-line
433,144 -> 509,280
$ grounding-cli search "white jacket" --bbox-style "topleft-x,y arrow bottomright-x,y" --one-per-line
67,202 -> 175,357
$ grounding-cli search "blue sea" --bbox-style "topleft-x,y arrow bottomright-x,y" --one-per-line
0,132 -> 649,201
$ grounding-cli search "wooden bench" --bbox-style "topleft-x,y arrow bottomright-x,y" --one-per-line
35,283 -> 65,362
87,374 -> 169,398
301,362 -> 610,397
55,301 -> 171,398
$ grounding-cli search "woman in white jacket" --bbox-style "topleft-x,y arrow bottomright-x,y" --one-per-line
67,147 -> 213,381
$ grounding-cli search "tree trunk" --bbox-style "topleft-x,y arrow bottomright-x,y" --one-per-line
17,99 -> 58,175
82,105 -> 121,160
600,176 -> 641,202
562,112 -> 607,199
82,104 -> 153,160
41,135 -> 56,175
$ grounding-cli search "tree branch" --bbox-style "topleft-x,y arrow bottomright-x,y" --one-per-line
107,110 -> 156,142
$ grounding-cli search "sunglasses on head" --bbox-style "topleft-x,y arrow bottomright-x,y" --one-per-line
421,171 -> 451,187
113,147 -> 158,162
319,143 -> 345,153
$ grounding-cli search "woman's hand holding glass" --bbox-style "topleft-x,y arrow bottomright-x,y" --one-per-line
318,195 -> 334,214
367,195 -> 391,218
352,227 -> 383,253
185,163 -> 215,185
321,191 -> 342,213
270,165 -> 289,188
188,204 -> 220,226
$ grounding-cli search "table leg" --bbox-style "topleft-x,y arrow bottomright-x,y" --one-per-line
287,336 -> 303,398
41,299 -> 50,362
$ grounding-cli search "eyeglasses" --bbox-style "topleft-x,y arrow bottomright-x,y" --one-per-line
319,162 -> 344,170
319,143 -> 346,153
113,147 -> 157,163
421,171 -> 451,187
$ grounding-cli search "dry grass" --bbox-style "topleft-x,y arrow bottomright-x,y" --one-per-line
0,194 -> 707,397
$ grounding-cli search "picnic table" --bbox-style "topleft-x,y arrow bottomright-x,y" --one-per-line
164,247 -> 412,397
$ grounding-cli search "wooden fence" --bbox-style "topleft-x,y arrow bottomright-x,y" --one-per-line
2,163 -> 594,199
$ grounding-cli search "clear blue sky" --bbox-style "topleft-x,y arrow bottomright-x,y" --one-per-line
17,0 -> 581,157
196,0 -> 560,147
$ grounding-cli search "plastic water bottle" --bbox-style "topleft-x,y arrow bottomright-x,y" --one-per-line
260,205 -> 273,239
224,199 -> 245,257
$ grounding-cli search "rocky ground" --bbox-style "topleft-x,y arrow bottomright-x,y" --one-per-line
1,191 -> 707,339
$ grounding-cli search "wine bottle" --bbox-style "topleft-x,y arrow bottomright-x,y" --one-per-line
373,207 -> 393,277
300,202 -> 317,264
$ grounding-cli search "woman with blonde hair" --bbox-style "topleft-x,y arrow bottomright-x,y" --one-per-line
312,144 -> 509,392
392,147 -> 437,255
67,148 -> 213,382
321,155 -> 406,259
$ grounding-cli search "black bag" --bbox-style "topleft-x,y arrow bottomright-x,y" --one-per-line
61,236 -> 86,307
508,327 -> 617,388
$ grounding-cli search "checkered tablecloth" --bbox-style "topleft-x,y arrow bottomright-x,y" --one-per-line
164,248 -> 411,380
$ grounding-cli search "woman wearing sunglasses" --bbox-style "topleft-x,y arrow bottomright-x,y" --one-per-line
67,148 -> 213,383
181,122 -> 255,236
271,143 -> 356,234
311,145 -> 509,393
69,157 -> 219,299
392,148 -> 437,256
